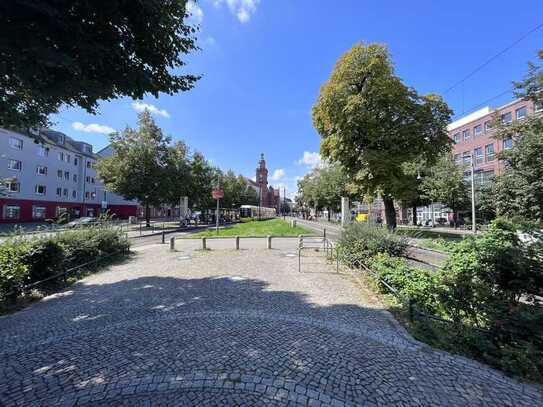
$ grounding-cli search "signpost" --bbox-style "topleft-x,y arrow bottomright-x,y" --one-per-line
212,188 -> 224,235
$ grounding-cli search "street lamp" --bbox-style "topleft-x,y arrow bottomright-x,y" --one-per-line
469,154 -> 477,233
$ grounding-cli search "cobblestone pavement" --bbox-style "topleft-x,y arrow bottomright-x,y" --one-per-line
1,240 -> 542,406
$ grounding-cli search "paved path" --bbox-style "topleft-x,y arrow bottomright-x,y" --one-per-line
1,241 -> 541,406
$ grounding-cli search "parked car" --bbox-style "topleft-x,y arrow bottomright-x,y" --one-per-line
66,217 -> 97,228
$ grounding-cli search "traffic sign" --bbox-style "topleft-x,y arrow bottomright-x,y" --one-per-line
212,189 -> 224,199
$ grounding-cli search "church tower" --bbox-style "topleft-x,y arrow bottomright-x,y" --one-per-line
256,153 -> 269,206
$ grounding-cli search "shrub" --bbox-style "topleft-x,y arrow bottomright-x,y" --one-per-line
436,217 -> 543,380
55,225 -> 129,269
338,223 -> 407,267
0,240 -> 30,300
24,238 -> 65,282
369,254 -> 440,313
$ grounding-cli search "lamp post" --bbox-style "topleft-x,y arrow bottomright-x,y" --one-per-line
470,155 -> 477,233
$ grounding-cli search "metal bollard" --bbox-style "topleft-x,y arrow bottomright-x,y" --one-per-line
235,236 -> 240,250
169,236 -> 175,251
323,228 -> 327,252
202,237 -> 207,250
267,235 -> 272,249
162,230 -> 165,244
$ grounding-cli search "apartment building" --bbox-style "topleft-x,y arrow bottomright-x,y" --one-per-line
449,98 -> 542,184
0,128 -> 137,223
410,98 -> 542,225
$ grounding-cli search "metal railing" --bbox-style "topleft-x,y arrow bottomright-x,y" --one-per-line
2,248 -> 130,303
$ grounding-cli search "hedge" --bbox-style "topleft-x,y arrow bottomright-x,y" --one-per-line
0,225 -> 129,302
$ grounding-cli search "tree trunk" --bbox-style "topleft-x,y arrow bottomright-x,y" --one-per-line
383,196 -> 397,230
412,205 -> 417,226
145,204 -> 151,228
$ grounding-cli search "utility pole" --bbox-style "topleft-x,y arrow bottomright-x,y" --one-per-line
283,186 -> 286,219
470,155 -> 476,233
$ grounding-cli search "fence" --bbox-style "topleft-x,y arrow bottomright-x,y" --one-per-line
2,248 -> 130,303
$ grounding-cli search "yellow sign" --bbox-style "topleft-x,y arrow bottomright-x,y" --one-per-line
355,213 -> 368,222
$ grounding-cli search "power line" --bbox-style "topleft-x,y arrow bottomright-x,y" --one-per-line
443,22 -> 543,95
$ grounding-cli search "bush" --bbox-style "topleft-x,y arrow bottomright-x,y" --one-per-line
338,223 -> 407,267
0,224 -> 129,304
55,225 -> 129,269
369,254 -> 440,313
435,218 -> 543,381
24,239 -> 65,282
0,240 -> 30,300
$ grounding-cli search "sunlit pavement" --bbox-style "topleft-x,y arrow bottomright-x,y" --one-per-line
0,243 -> 541,406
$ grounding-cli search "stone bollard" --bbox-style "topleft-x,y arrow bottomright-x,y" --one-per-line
267,235 -> 272,249
202,237 -> 207,250
235,236 -> 240,250
169,236 -> 175,251
162,230 -> 166,244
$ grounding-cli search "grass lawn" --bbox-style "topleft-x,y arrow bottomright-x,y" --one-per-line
188,219 -> 314,238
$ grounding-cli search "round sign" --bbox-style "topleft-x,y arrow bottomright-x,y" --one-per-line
212,189 -> 224,199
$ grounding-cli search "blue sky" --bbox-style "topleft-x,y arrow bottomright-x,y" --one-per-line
51,0 -> 543,198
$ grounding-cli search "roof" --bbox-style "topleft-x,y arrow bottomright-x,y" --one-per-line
3,128 -> 98,159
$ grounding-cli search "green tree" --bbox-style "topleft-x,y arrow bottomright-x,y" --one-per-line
312,43 -> 452,229
96,111 -> 172,227
188,152 -> 220,210
162,141 -> 193,208
483,50 -> 543,223
221,171 -> 258,209
420,155 -> 470,224
0,0 -> 199,128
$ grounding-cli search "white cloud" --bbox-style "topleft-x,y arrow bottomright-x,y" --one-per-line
131,102 -> 170,118
72,122 -> 115,135
297,151 -> 324,169
187,1 -> 204,24
270,168 -> 285,181
213,0 -> 260,23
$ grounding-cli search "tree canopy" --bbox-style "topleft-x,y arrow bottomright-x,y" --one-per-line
0,0 -> 199,128
312,43 -> 452,228
420,155 -> 470,220
481,50 -> 543,224
96,111 -> 174,225
297,164 -> 349,218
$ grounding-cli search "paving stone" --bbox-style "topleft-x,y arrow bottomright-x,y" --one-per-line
0,243 -> 541,406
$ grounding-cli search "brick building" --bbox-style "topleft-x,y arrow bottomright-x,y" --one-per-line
0,128 -> 138,223
413,98 -> 542,225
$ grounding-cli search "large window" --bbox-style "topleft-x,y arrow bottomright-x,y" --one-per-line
37,145 -> 49,157
8,159 -> 22,171
485,143 -> 495,162
36,165 -> 48,176
64,171 -> 70,180
4,205 -> 20,220
474,147 -> 483,164
503,137 -> 513,150
463,151 -> 471,165
453,153 -> 461,164
501,112 -> 512,124
535,101 -> 543,112
56,187 -> 62,197
9,137 -> 23,150
484,120 -> 493,132
72,190 -> 77,199
58,152 -> 64,161
5,181 -> 20,193
453,133 -> 461,143
473,124 -> 482,136
57,169 -> 63,179
32,206 -> 47,220
463,129 -> 470,141
515,106 -> 527,120
35,185 -> 47,195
